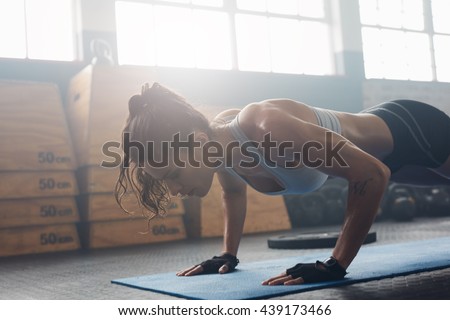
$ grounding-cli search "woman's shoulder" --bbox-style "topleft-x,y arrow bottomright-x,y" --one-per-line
212,99 -> 310,123
240,99 -> 312,118
211,100 -> 315,140
210,108 -> 241,125
210,103 -> 273,131
238,99 -> 314,134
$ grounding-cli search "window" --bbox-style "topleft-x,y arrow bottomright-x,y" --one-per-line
431,0 -> 450,82
359,0 -> 450,82
235,0 -> 332,75
116,0 -> 232,70
116,0 -> 335,75
0,0 -> 77,61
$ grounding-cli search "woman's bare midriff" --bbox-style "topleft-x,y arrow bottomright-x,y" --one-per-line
334,111 -> 394,161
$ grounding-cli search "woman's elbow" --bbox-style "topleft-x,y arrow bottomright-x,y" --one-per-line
374,161 -> 391,185
361,161 -> 391,190
347,159 -> 391,188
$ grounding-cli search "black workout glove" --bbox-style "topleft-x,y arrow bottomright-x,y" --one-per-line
199,253 -> 239,274
286,257 -> 347,283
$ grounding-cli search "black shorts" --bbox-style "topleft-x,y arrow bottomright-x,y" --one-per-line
363,100 -> 450,173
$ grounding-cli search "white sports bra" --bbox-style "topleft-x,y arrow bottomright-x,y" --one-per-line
224,107 -> 342,195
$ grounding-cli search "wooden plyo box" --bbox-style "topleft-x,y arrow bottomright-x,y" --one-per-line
0,171 -> 78,200
0,224 -> 80,257
184,177 -> 292,238
79,215 -> 186,249
0,197 -> 79,228
0,80 -> 76,171
77,165 -> 119,194
66,65 -> 158,167
78,193 -> 184,222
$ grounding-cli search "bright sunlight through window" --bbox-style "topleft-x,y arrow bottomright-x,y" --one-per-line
359,0 -> 450,82
116,1 -> 231,70
116,0 -> 334,75
0,0 -> 76,61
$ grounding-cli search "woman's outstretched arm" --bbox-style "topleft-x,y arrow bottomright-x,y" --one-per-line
217,170 -> 248,271
176,170 -> 247,276
237,102 -> 391,285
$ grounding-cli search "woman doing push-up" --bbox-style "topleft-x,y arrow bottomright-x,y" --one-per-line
115,82 -> 450,285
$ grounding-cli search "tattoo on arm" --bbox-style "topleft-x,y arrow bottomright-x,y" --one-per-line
351,178 -> 374,196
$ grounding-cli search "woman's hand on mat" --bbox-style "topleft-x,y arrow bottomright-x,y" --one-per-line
176,264 -> 205,276
176,264 -> 229,276
262,258 -> 347,285
262,272 -> 305,286
176,253 -> 239,276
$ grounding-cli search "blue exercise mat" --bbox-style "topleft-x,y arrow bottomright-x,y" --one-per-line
112,237 -> 450,300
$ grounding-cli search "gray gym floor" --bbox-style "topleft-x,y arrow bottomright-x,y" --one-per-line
1,216 -> 450,300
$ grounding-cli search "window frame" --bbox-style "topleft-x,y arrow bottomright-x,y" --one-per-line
359,0 -> 450,82
0,0 -> 80,62
115,0 -> 336,75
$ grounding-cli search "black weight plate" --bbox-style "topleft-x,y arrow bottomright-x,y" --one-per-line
267,231 -> 377,249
